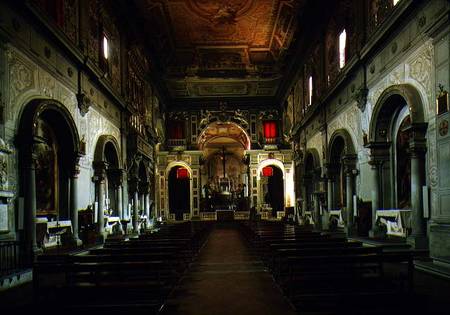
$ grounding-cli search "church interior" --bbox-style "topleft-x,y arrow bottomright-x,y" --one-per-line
2,0 -> 450,314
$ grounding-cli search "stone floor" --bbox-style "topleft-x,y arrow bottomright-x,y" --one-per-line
161,225 -> 297,315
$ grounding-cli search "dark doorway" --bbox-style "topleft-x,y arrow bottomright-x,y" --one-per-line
396,115 -> 411,209
168,166 -> 190,220
105,142 -> 120,215
304,154 -> 316,211
266,166 -> 284,217
330,137 -> 346,209
34,110 -> 74,220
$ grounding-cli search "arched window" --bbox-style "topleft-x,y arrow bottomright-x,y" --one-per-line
308,76 -> 313,106
339,29 -> 347,69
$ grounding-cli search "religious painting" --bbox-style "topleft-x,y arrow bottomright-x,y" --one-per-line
35,119 -> 58,216
396,116 -> 411,209
436,88 -> 448,115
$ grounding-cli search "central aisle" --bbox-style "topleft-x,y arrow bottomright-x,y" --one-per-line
162,225 -> 297,315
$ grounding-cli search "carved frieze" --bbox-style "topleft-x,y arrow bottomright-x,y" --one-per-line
0,138 -> 12,192
39,70 -> 56,98
8,51 -> 36,120
408,41 -> 434,114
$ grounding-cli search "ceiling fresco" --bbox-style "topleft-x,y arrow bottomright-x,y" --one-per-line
134,0 -> 304,104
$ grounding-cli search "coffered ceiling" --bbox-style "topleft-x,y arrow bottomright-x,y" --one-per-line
132,0 -> 307,108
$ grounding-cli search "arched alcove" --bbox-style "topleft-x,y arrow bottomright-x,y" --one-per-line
327,129 -> 357,210
168,165 -> 191,220
368,84 -> 428,244
17,99 -> 80,251
93,135 -> 122,218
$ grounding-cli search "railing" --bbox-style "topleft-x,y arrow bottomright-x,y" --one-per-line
0,241 -> 25,277
167,139 -> 187,147
264,137 -> 280,145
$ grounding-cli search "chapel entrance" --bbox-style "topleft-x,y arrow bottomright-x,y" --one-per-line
168,166 -> 190,220
263,165 -> 284,217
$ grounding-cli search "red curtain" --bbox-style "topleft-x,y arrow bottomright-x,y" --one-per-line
262,166 -> 273,177
168,120 -> 184,139
263,121 -> 277,138
177,167 -> 189,179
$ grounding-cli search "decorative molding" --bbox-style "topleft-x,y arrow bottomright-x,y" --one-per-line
354,87 -> 369,112
199,107 -> 249,130
77,93 -> 92,117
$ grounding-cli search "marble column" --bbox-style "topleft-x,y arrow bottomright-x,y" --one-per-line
145,193 -> 150,221
133,191 -> 139,232
369,161 -> 380,238
25,153 -> 38,253
70,162 -> 82,245
140,194 -> 145,215
116,185 -> 123,219
327,178 -> 334,211
345,172 -> 354,236
313,193 -> 321,230
408,143 -> 427,248
98,178 -> 105,235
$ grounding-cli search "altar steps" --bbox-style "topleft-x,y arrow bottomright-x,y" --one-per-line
415,257 -> 450,280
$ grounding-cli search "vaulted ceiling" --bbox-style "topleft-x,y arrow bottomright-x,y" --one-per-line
132,0 -> 311,108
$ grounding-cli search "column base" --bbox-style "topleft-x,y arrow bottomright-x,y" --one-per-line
69,237 -> 83,247
369,228 -> 385,239
314,222 -> 322,231
96,231 -> 107,244
407,235 -> 429,249
321,212 -> 330,230
32,246 -> 43,255
344,225 -> 356,237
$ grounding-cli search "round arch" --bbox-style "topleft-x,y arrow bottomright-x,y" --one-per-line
327,129 -> 356,164
165,161 -> 193,178
165,161 -> 193,219
17,98 -> 80,155
304,148 -> 321,172
369,84 -> 426,142
198,121 -> 251,151
94,135 -> 122,168
17,98 -> 80,251
256,158 -> 286,180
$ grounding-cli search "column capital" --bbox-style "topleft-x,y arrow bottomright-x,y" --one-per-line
93,161 -> 107,182
71,155 -> 82,178
342,154 -> 357,173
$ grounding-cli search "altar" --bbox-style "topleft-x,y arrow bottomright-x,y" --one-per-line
216,209 -> 234,221
36,217 -> 73,248
375,209 -> 411,237
329,209 -> 344,228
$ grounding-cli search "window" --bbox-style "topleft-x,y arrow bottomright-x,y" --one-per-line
339,29 -> 347,69
103,35 -> 109,60
263,121 -> 277,139
308,76 -> 313,106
